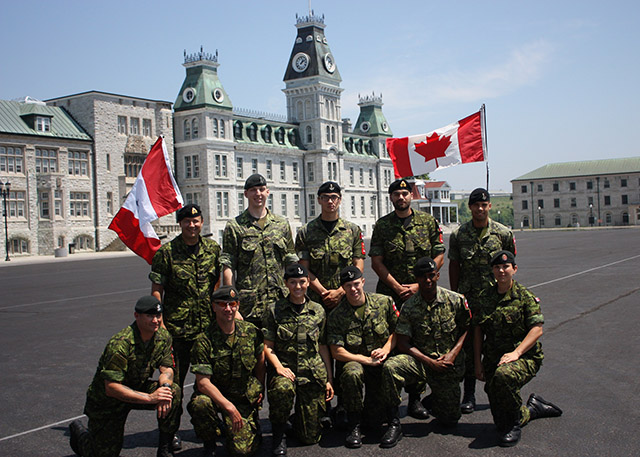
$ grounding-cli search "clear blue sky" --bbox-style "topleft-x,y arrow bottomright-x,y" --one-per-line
2,0 -> 638,192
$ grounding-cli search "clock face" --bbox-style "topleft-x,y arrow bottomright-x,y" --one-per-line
292,52 -> 310,73
213,88 -> 224,103
182,87 -> 196,103
324,53 -> 335,73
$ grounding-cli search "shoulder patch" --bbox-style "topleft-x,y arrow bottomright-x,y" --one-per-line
360,232 -> 366,255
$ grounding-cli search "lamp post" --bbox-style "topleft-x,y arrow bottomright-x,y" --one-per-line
1,180 -> 10,261
538,206 -> 542,229
589,203 -> 594,227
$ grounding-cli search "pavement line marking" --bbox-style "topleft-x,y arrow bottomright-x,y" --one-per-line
528,254 -> 640,289
0,288 -> 149,311
0,383 -> 196,442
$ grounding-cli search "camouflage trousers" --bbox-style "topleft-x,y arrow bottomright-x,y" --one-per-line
483,357 -> 540,430
267,375 -> 326,444
187,392 -> 261,456
172,337 -> 195,408
339,361 -> 386,426
80,381 -> 181,457
383,354 -> 464,423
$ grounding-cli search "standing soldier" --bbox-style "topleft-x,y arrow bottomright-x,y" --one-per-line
295,181 -> 365,310
381,257 -> 470,448
187,286 -> 266,457
150,203 -> 221,451
263,264 -> 334,456
327,266 -> 398,448
474,251 -> 562,446
222,174 -> 298,326
448,188 -> 516,414
69,296 -> 181,457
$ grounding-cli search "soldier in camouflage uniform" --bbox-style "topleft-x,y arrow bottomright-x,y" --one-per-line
188,286 -> 266,457
448,188 -> 516,414
69,296 -> 181,457
473,251 -> 562,447
263,264 -> 334,455
295,181 -> 365,310
381,257 -> 470,448
150,204 -> 221,450
370,178 -> 445,307
327,266 -> 398,448
222,174 -> 298,326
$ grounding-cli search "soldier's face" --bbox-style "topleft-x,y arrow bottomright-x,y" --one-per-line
213,300 -> 239,321
391,190 -> 412,211
417,271 -> 439,298
245,186 -> 269,207
469,201 -> 491,223
343,277 -> 365,305
286,277 -> 309,302
492,263 -> 517,287
318,193 -> 341,213
180,216 -> 203,241
134,312 -> 162,335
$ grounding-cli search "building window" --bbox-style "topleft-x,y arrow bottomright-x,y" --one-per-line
554,198 -> 560,208
326,126 -> 330,143
306,125 -> 312,143
57,236 -> 65,248
621,178 -> 628,187
216,192 -> 229,217
191,118 -> 199,139
276,127 -> 285,145
569,182 -> 576,191
280,161 -> 286,181
212,118 -> 218,137
307,162 -> 315,182
331,126 -> 336,143
266,160 -> 273,180
262,126 -> 272,143
539,215 -> 545,227
350,167 -> 355,185
247,124 -> 258,142
10,238 -> 30,254
184,119 -> 191,140
587,180 -> 593,190
54,190 -> 62,217
124,153 -> 144,178
328,161 -> 337,181
369,169 -> 374,186
252,159 -> 258,174
294,194 -> 300,217
74,235 -> 93,251
360,196 -> 366,216
36,116 -> 51,132
219,120 -> 225,139
106,192 -> 113,215
537,199 -> 544,209
106,154 -> 111,171
622,195 -> 628,204
308,194 -> 316,217
571,198 -> 577,207
238,192 -> 245,213
184,155 -> 200,179
130,117 -> 140,135
522,200 -> 528,210
588,196 -> 594,206
351,196 -> 356,217
605,213 -> 612,224
521,185 -> 527,193
35,148 -> 58,173
234,121 -> 243,139
604,179 -> 610,189
68,151 -> 89,176
281,194 -> 287,215
537,184 -> 543,192
267,194 -> 273,211
7,191 -> 26,218
0,146 -> 24,173
69,192 -> 90,217
359,168 -> 364,185
39,191 -> 50,219
522,216 -> 529,228
292,162 -> 299,182
118,116 -> 127,134
553,183 -> 559,192
555,215 -> 561,226
142,119 -> 152,137
370,198 -> 375,216
604,195 -> 611,206
237,158 -> 244,179
215,155 -> 227,178
622,212 -> 629,224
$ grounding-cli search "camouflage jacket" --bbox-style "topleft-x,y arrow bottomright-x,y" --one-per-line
262,297 -> 328,386
295,217 -> 365,304
473,281 -> 544,369
191,320 -> 264,403
149,235 -> 221,340
221,209 -> 298,322
327,293 -> 398,356
369,210 -> 445,300
396,286 -> 470,361
448,219 -> 516,302
84,324 -> 174,415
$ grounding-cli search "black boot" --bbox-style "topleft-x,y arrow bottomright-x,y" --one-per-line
271,424 -> 287,456
157,432 -> 174,457
527,393 -> 563,420
407,393 -> 430,419
499,425 -> 521,447
460,377 -> 476,414
345,412 -> 362,448
380,406 -> 402,448
69,419 -> 88,456
171,433 -> 182,452
202,440 -> 216,457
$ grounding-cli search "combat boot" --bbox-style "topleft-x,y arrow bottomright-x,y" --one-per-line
407,393 -> 430,419
460,377 -> 476,414
380,406 -> 402,448
527,393 -> 563,420
69,419 -> 88,456
271,424 -> 287,456
499,425 -> 521,447
157,432 -> 174,457
345,412 -> 362,448
202,440 -> 216,457
171,433 -> 182,451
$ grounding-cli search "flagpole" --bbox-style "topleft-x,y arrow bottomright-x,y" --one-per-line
480,104 -> 489,190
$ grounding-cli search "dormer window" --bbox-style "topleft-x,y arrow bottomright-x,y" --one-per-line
36,116 -> 51,132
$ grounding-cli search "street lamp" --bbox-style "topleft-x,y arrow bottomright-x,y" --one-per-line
497,210 -> 501,224
589,203 -> 594,227
1,180 -> 10,261
538,206 -> 542,229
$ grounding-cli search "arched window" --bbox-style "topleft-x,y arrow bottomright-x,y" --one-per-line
183,119 -> 190,140
296,101 -> 304,121
288,129 -> 297,146
212,118 -> 218,137
191,118 -> 198,139
326,126 -> 331,142
247,123 -> 258,142
306,125 -> 312,143
220,120 -> 225,138
234,121 -> 243,140
262,125 -> 272,143
365,140 -> 372,154
331,126 -> 336,143
74,235 -> 94,251
10,237 -> 30,254
275,127 -> 285,145
355,139 -> 363,153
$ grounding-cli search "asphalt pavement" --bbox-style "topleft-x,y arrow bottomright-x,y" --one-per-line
1,227 -> 639,456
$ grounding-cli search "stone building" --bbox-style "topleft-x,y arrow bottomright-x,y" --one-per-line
511,157 -> 640,228
410,180 -> 458,224
173,12 -> 396,242
0,97 -> 93,257
46,91 -> 174,250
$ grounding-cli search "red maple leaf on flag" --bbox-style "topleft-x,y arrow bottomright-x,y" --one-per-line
414,132 -> 452,167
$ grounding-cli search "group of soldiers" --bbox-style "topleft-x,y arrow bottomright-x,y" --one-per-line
69,174 -> 562,457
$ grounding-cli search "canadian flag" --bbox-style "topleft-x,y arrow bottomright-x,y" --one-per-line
109,137 -> 183,264
386,110 -> 486,179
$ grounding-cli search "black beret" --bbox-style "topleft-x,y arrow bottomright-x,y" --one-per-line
284,263 -> 308,279
177,204 -> 202,221
317,181 -> 341,195
469,188 -> 490,205
211,285 -> 240,302
490,250 -> 516,266
413,257 -> 437,277
388,178 -> 413,194
244,173 -> 267,190
340,265 -> 363,285
135,295 -> 163,314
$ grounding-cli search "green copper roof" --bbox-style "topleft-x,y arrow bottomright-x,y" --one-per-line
352,93 -> 392,137
0,99 -> 91,140
174,49 -> 232,112
512,157 -> 640,181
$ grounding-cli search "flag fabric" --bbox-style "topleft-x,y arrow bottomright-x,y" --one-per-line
386,110 -> 485,179
109,137 -> 183,264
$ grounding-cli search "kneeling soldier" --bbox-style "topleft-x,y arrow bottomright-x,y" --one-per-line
69,296 -> 181,457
